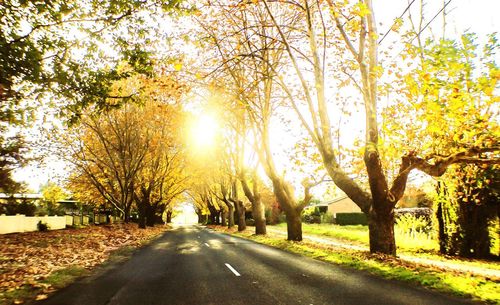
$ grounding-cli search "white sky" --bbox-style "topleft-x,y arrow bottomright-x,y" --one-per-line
13,0 -> 499,193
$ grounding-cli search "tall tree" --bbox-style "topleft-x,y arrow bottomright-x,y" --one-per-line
254,0 -> 499,254
0,0 -> 185,191
198,0 -> 320,240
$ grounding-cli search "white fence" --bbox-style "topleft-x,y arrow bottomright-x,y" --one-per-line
0,214 -> 66,234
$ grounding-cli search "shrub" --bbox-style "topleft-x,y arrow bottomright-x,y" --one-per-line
37,221 -> 49,231
396,213 -> 432,236
0,201 -> 37,216
336,213 -> 368,225
302,207 -> 322,224
321,212 -> 335,224
277,212 -> 287,224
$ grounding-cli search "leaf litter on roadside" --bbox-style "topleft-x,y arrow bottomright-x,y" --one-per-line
0,223 -> 169,303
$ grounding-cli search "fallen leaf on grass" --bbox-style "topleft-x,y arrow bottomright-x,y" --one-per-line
35,294 -> 48,301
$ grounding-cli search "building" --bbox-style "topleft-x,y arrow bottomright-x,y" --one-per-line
309,195 -> 361,215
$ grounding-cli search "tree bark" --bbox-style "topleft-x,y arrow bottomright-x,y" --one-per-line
166,210 -> 173,223
215,211 -> 220,225
367,206 -> 396,255
124,205 -> 131,223
226,202 -> 234,228
286,211 -> 302,241
253,195 -> 266,235
220,210 -> 226,226
137,202 -> 147,229
146,204 -> 156,227
233,200 -> 246,231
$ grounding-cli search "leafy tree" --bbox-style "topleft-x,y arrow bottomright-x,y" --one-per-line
0,0 -> 185,191
436,164 -> 499,258
63,71 -> 187,223
199,0 -> 499,255
41,182 -> 67,215
198,0 -> 321,240
388,32 -> 500,257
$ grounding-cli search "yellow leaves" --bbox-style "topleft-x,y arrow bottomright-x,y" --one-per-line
35,294 -> 48,301
390,17 -> 403,33
174,62 -> 183,71
351,2 -> 371,18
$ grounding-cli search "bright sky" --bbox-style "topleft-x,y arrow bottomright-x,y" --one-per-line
12,0 -> 499,193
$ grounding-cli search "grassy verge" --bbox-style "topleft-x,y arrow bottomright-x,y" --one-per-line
272,223 -> 500,271
217,227 -> 500,305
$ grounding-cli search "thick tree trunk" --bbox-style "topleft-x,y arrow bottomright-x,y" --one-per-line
166,210 -> 173,223
286,211 -> 302,241
368,207 -> 396,255
253,196 -> 266,235
234,200 -> 246,231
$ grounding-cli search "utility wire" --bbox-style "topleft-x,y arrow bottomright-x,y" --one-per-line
388,0 -> 453,63
378,0 -> 416,45
407,0 -> 452,45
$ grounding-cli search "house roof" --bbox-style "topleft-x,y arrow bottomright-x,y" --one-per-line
0,193 -> 42,199
308,195 -> 349,207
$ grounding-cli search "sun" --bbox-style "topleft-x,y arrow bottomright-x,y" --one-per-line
189,114 -> 218,150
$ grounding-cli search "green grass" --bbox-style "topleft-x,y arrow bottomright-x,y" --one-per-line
273,223 -> 500,271
42,265 -> 90,289
230,230 -> 500,305
0,266 -> 90,305
277,223 -> 370,244
277,223 -> 438,252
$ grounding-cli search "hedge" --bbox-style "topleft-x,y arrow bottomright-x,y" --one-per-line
335,212 -> 367,225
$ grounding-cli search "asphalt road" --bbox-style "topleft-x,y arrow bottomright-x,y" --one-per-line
40,225 -> 479,305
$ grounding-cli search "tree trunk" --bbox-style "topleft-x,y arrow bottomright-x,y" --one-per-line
146,204 -> 156,227
234,200 -> 246,231
459,202 -> 492,258
124,205 -> 131,223
166,210 -> 173,223
436,200 -> 448,254
221,211 -> 226,227
227,203 -> 234,228
215,211 -> 220,225
138,202 -> 147,229
253,196 -> 266,235
286,211 -> 302,241
367,207 -> 396,255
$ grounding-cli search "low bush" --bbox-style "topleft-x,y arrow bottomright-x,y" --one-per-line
37,221 -> 49,232
321,212 -> 335,224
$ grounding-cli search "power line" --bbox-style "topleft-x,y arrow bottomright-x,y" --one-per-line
407,0 -> 452,46
388,0 -> 453,63
379,0 -> 416,45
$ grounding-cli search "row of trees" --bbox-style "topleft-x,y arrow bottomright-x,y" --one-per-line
59,73 -> 189,227
187,0 -> 499,256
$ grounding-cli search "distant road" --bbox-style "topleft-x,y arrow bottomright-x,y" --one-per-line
41,225 -> 479,305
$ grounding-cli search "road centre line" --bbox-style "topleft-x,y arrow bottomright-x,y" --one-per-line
224,263 -> 241,277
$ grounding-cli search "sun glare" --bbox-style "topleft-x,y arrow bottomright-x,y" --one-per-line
189,114 -> 218,150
